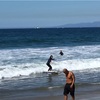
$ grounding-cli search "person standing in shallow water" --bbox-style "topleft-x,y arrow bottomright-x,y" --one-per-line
46,55 -> 55,71
63,68 -> 75,100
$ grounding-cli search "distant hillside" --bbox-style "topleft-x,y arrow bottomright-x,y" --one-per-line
58,21 -> 100,28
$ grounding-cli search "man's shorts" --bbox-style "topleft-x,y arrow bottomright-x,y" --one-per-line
63,83 -> 75,97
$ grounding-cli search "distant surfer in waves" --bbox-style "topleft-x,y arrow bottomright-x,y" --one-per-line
59,50 -> 64,56
46,55 -> 55,71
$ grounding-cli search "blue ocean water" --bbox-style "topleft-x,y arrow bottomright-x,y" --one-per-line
0,28 -> 100,99
0,28 -> 100,49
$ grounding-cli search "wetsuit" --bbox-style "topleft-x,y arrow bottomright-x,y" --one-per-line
46,56 -> 54,71
60,51 -> 64,56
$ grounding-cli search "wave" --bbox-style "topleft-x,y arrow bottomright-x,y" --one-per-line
0,45 -> 100,79
0,58 -> 100,79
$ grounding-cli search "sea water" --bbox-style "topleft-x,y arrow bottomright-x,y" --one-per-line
0,28 -> 100,99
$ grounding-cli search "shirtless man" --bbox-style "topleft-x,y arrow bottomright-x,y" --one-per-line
63,68 -> 75,100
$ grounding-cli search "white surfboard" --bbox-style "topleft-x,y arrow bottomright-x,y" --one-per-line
43,70 -> 58,74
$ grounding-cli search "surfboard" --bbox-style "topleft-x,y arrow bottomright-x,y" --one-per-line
43,70 -> 58,74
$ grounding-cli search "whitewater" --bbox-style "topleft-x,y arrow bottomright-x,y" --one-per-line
0,45 -> 100,79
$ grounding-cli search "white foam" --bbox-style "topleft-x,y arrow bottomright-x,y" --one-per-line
0,58 -> 100,79
0,45 -> 100,79
53,58 -> 100,71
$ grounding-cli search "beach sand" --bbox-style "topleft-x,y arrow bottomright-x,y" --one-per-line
2,90 -> 100,100
33,91 -> 100,100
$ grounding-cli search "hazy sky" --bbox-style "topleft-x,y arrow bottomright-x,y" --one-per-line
0,0 -> 100,28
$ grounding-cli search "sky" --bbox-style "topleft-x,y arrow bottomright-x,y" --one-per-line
0,0 -> 100,28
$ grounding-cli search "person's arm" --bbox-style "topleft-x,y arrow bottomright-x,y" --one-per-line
52,58 -> 55,60
70,72 -> 75,88
51,57 -> 55,60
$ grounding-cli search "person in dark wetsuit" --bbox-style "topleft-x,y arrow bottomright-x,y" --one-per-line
46,55 -> 54,71
59,50 -> 64,56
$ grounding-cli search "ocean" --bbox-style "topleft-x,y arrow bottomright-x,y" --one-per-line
0,28 -> 100,99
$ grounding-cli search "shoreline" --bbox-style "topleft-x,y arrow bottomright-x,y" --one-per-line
1,90 -> 100,100
33,91 -> 100,100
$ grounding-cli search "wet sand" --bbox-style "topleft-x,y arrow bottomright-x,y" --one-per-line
33,91 -> 100,100
2,90 -> 100,100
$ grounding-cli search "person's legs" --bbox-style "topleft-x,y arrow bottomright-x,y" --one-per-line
70,84 -> 75,100
71,95 -> 75,100
63,83 -> 70,100
49,65 -> 52,71
64,95 -> 68,100
47,63 -> 52,71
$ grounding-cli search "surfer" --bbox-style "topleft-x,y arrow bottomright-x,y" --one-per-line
46,55 -> 55,71
63,68 -> 75,100
59,50 -> 64,56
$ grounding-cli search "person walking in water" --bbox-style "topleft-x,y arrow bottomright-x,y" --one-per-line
63,68 -> 75,100
46,55 -> 54,71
